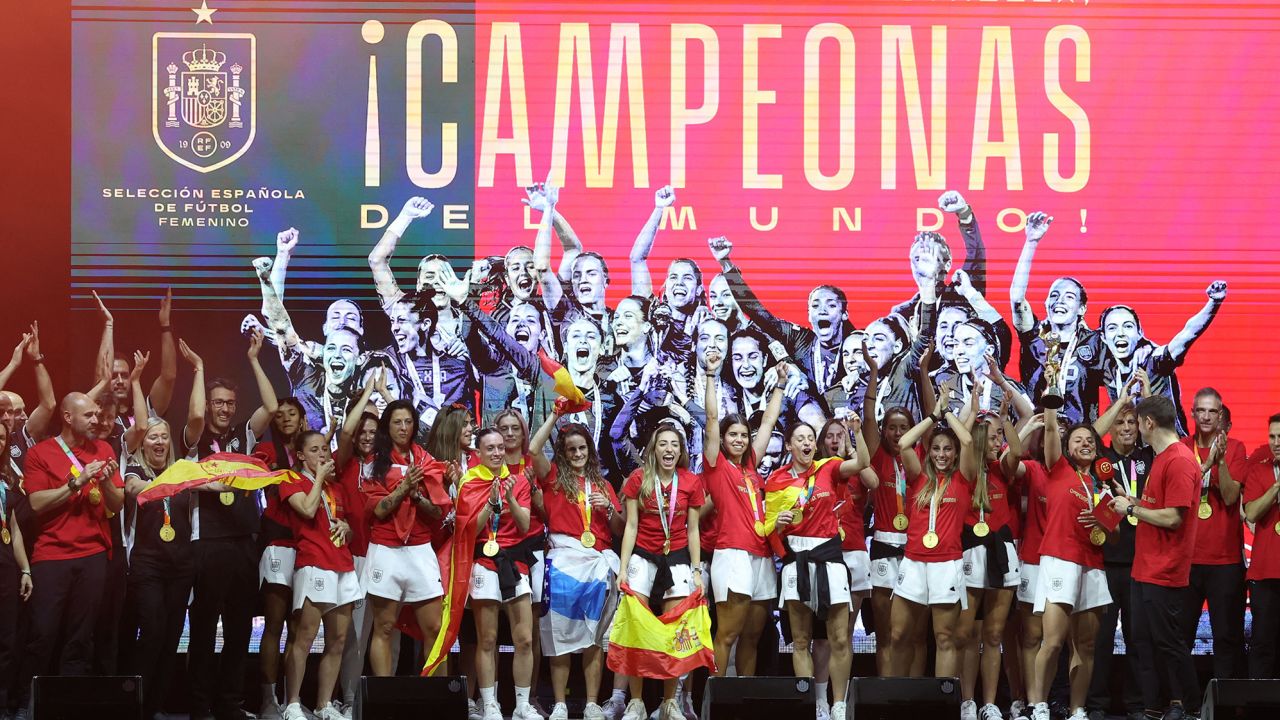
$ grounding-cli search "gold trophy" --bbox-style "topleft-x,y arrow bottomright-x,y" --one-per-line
1039,328 -> 1065,410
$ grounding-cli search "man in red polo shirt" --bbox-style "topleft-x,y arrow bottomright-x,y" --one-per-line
16,392 -> 124,708
1243,413 -> 1280,678
1180,387 -> 1247,680
1110,396 -> 1199,720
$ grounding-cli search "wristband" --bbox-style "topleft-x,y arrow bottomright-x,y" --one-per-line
20,570 -> 30,576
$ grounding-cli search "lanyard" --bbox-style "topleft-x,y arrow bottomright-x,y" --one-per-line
733,460 -> 763,526
1193,442 -> 1213,500
654,473 -> 680,544
812,343 -> 833,393
894,460 -> 906,517
926,483 -> 940,534
1077,470 -> 1097,509
487,493 -> 502,545
577,476 -> 593,532
794,465 -> 818,508
55,436 -> 85,476
1117,457 -> 1138,497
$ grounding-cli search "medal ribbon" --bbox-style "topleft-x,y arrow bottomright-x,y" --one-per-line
162,496 -> 172,532
737,461 -> 764,528
577,475 -> 593,535
926,483 -> 940,536
1193,443 -> 1213,504
487,492 -> 502,547
55,436 -> 85,476
894,460 -> 907,519
1077,470 -> 1097,509
654,472 -> 680,547
0,481 -> 8,535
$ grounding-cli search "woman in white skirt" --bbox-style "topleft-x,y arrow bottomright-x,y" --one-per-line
618,424 -> 705,720
764,420 -> 870,720
278,431 -> 363,720
528,409 -> 624,720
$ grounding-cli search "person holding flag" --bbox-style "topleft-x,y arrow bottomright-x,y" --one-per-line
763,418 -> 872,720
361,399 -> 453,677
527,407 -> 624,720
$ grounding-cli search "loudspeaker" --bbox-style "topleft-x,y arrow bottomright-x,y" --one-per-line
700,676 -> 815,719
31,675 -> 143,720
851,676 -> 960,719
355,675 -> 470,720
1202,678 -> 1280,720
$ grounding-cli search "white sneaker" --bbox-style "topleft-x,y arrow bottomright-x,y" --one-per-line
316,702 -> 351,720
660,699 -> 686,720
962,699 -> 978,720
1010,700 -> 1029,720
550,702 -> 570,720
622,698 -> 648,720
584,702 -> 608,720
816,698 -> 830,720
1067,709 -> 1088,720
830,701 -> 847,720
482,701 -> 505,720
1031,702 -> 1051,720
515,703 -> 543,720
281,703 -> 307,720
601,697 -> 627,720
980,704 -> 1003,720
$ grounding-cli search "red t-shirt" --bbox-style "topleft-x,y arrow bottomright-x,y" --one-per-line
537,464 -> 621,552
474,468 -> 534,573
621,468 -> 704,555
506,453 -> 546,541
836,471 -> 870,552
1038,457 -> 1105,570
279,472 -> 355,573
766,459 -> 844,542
966,461 -> 1015,531
870,445 -> 923,535
1243,456 -> 1280,581
702,451 -> 769,557
23,437 -> 124,562
904,470 -> 970,562
1132,442 -> 1200,586
1181,436 -> 1247,566
362,445 -> 454,547
255,439 -> 296,549
1018,460 -> 1051,565
338,455 -> 373,557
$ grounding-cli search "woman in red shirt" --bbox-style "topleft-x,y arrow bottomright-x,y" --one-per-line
703,354 -> 783,678
427,403 -> 477,471
618,424 -> 705,720
885,406 -> 977,682
279,430 -> 361,720
528,408 -> 624,720
765,420 -> 870,720
1026,409 -> 1114,720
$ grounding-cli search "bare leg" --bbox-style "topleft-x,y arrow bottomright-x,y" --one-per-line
367,596 -> 401,677
931,603 -> 963,678
713,593 -> 751,677
886,596 -> 929,677
980,589 -> 1015,705
957,588 -> 983,702
315,605 -> 352,709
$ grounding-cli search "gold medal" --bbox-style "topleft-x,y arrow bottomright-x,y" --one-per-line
791,509 -> 803,526
1127,515 -> 1139,527
483,540 -> 500,557
1274,520 -> 1280,536
580,530 -> 596,548
839,526 -> 846,541
1198,502 -> 1213,520
159,524 -> 176,543
1089,527 -> 1107,546
219,491 -> 235,506
1,527 -> 9,545
922,531 -> 939,549
892,513 -> 909,532
88,486 -> 102,506
973,521 -> 990,538
662,539 -> 672,555
332,533 -> 344,548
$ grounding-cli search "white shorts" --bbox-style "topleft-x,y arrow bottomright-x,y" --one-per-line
293,566 -> 363,613
363,542 -> 445,604
894,557 -> 966,609
1018,563 -> 1040,605
962,542 -> 1022,590
779,536 -> 851,610
624,554 -> 694,600
710,548 -> 778,603
1033,556 -> 1112,614
259,545 -> 296,588
469,562 -> 532,603
870,531 -> 907,590
844,550 -> 872,594
352,555 -> 367,613
530,549 -> 546,604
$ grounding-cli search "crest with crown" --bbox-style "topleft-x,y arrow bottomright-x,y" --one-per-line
182,45 -> 226,72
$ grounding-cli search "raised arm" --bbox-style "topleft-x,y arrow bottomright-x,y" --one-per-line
336,370 -> 379,469
948,394 -> 979,481
254,233 -> 308,357
246,330 -> 279,438
939,191 -> 987,296
709,236 -> 804,348
269,225 -> 298,299
24,323 -> 56,440
369,198 -> 434,307
703,351 -> 725,469
92,291 -> 114,386
1093,382 -> 1134,438
527,182 -> 566,310
837,416 -> 873,480
123,351 -> 152,454
999,399 -> 1025,479
1044,407 -> 1062,469
0,335 -> 30,392
1009,212 -> 1053,333
1165,281 -> 1227,362
751,366 -> 787,466
897,417 -> 932,479
149,289 -> 177,416
287,459 -> 332,520
628,186 -> 675,298
528,407 -> 563,479
987,356 -> 1035,419
179,340 -> 206,450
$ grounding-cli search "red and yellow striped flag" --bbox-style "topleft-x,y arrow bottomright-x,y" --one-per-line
606,586 -> 715,680
136,452 -> 299,505
538,349 -> 589,414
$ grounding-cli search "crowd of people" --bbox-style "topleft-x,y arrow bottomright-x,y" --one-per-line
0,186 -> 1265,720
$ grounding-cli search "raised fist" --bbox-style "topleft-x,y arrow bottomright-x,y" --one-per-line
1025,212 -> 1053,243
1206,280 -> 1228,302
400,197 -> 434,219
707,236 -> 733,263
654,185 -> 676,209
276,228 -> 299,254
938,191 -> 968,214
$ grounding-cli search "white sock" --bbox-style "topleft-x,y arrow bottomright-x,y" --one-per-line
515,685 -> 531,708
611,689 -> 627,704
480,685 -> 497,706
815,681 -> 829,703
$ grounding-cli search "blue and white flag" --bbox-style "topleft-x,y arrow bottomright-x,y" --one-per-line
541,533 -> 619,656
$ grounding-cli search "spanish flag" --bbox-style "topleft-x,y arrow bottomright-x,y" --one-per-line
607,585 -> 715,680
136,453 -> 299,505
538,349 -> 589,414
763,457 -> 837,556
420,464 -> 509,676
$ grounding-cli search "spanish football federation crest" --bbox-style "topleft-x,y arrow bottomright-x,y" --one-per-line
153,32 -> 255,173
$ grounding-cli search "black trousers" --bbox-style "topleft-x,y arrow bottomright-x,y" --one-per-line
93,548 -> 128,674
1185,562 -> 1245,680
1131,580 -> 1198,710
188,537 -> 257,717
1087,564 -> 1142,713
1249,579 -> 1280,678
127,570 -> 193,717
17,552 -> 108,705
0,552 -> 21,710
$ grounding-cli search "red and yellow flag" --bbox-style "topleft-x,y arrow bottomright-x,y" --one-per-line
762,457 -> 837,556
136,452 -> 298,505
538,349 -> 589,414
607,586 -> 716,680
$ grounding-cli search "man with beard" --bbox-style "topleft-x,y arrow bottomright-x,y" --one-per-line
0,324 -> 56,475
1009,211 -> 1104,424
710,236 -> 854,395
930,319 -> 1032,418
1097,280 -> 1227,437
92,290 -> 177,432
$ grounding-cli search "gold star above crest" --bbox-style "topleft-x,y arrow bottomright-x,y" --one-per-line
192,1 -> 217,24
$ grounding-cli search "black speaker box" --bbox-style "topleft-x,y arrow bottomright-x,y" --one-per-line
851,676 -> 960,719
31,675 -> 143,720
1202,678 -> 1280,720
355,675 -> 470,720
700,676 -> 815,719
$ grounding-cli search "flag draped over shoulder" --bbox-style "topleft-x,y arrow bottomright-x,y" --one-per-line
541,537 -> 617,656
538,349 -> 589,414
420,464 -> 506,676
607,585 -> 715,680
136,453 -> 298,505
763,457 -> 837,556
